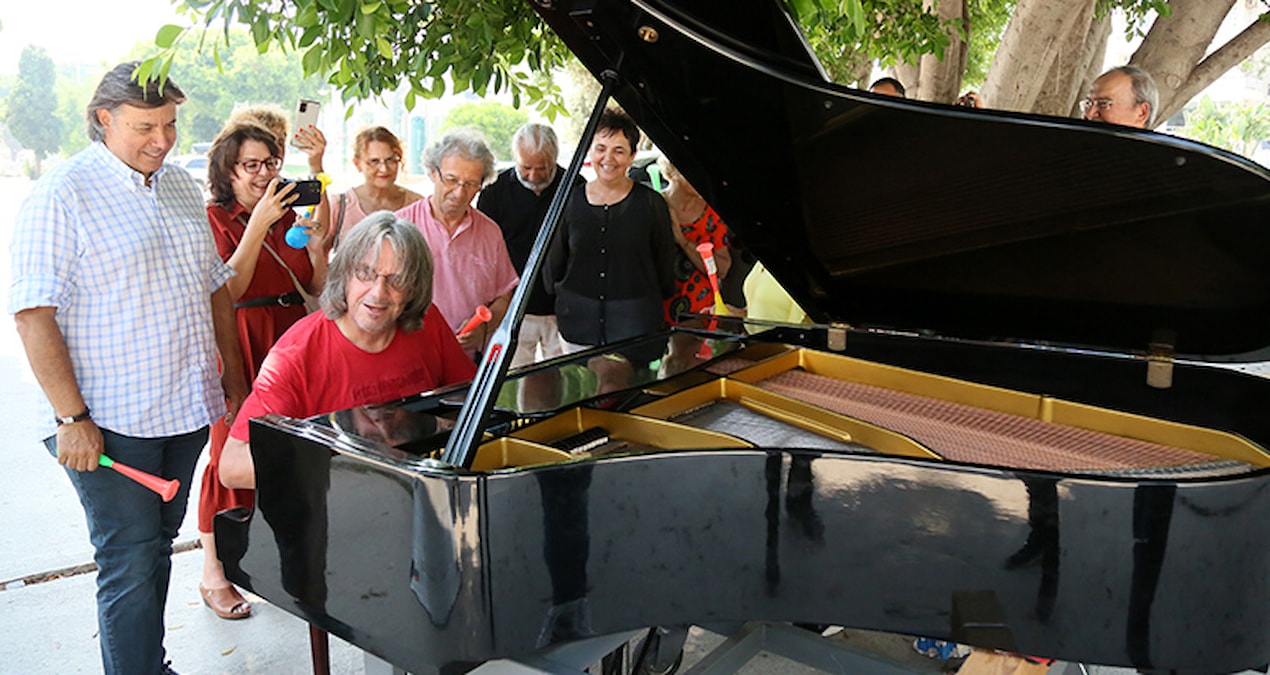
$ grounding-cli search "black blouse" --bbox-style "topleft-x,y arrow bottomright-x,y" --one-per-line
543,182 -> 676,350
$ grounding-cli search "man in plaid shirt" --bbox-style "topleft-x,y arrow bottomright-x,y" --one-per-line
8,62 -> 247,675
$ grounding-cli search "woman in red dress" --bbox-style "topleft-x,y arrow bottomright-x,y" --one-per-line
196,122 -> 327,619
661,159 -> 731,325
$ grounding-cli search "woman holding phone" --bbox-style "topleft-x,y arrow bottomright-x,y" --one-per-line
194,121 -> 327,620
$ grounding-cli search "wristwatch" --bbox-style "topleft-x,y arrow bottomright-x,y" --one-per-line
56,408 -> 92,426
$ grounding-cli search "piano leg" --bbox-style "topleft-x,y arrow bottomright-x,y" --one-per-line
309,625 -> 330,675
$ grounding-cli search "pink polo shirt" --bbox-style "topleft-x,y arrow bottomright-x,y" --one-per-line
396,198 -> 519,332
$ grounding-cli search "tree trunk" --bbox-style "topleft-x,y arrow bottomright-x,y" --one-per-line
1068,16 -> 1112,118
1131,0 -> 1270,123
895,61 -> 921,97
981,0 -> 1099,114
907,0 -> 969,103
843,56 -> 876,90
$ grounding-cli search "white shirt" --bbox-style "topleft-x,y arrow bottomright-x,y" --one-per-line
8,142 -> 235,438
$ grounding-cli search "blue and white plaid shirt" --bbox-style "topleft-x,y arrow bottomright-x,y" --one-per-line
8,142 -> 236,438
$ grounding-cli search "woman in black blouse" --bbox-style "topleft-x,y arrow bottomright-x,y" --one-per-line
544,109 -> 676,367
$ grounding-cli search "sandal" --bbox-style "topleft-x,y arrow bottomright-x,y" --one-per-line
199,583 -> 252,620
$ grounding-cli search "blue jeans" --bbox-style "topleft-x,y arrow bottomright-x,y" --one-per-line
45,426 -> 207,675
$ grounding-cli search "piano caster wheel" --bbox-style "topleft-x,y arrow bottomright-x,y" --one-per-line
635,650 -> 682,675
632,626 -> 686,675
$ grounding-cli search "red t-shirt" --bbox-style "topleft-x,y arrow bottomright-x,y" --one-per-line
229,306 -> 477,440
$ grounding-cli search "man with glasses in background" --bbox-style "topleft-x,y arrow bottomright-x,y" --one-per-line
9,61 -> 249,675
397,129 -> 519,357
478,123 -> 585,367
1080,65 -> 1158,129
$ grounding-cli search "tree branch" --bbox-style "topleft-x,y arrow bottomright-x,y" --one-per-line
1159,12 -> 1270,121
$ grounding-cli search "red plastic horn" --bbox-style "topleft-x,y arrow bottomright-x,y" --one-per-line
457,304 -> 494,336
99,455 -> 180,502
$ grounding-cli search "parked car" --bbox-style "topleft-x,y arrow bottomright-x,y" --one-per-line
176,154 -> 209,191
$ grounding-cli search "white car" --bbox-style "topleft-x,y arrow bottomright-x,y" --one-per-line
177,154 -> 209,188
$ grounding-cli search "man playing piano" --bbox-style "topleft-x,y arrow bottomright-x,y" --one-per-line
219,211 -> 477,489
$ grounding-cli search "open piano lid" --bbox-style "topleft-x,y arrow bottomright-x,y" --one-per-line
530,0 -> 1270,359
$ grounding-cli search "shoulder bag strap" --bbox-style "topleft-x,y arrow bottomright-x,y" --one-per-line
239,213 -> 313,304
330,192 -> 348,251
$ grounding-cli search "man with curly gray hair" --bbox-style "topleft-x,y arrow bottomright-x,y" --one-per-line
398,128 -> 519,357
219,211 -> 476,490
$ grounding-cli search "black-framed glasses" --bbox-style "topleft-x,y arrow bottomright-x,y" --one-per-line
352,265 -> 407,290
237,157 -> 283,174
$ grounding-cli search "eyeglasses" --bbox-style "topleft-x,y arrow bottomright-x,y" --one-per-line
433,171 -> 483,191
1079,98 -> 1119,114
352,265 -> 407,290
365,156 -> 401,170
237,157 -> 283,174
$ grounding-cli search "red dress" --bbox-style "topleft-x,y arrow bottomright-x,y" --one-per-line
663,204 -> 730,324
198,202 -> 315,533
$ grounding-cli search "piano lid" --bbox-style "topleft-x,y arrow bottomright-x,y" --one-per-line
530,0 -> 1270,358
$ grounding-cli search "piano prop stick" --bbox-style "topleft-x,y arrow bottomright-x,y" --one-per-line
695,242 -> 727,359
444,69 -> 620,469
457,305 -> 493,336
98,455 -> 180,502
286,172 -> 333,248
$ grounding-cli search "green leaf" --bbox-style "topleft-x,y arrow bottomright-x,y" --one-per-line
155,24 -> 185,48
356,9 -> 376,39
787,0 -> 816,22
303,44 -> 324,73
844,0 -> 865,35
298,25 -> 322,48
376,36 -> 393,59
251,19 -> 269,45
361,1 -> 381,14
295,4 -> 319,25
134,59 -> 154,85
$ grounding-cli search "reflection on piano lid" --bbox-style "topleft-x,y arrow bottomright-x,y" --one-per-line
220,0 -> 1270,673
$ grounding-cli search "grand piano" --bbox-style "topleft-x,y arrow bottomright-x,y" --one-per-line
216,0 -> 1270,673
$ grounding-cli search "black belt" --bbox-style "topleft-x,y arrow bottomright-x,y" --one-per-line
234,292 -> 305,308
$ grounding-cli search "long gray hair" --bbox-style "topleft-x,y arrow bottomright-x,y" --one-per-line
322,211 -> 434,333
85,61 -> 186,142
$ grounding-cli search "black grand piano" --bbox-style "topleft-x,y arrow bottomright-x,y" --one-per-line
217,0 -> 1270,673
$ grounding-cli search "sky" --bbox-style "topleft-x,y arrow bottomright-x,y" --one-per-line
0,0 -> 183,76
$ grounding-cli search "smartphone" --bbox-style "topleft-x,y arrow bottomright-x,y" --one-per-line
291,99 -> 321,148
280,178 -> 322,207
